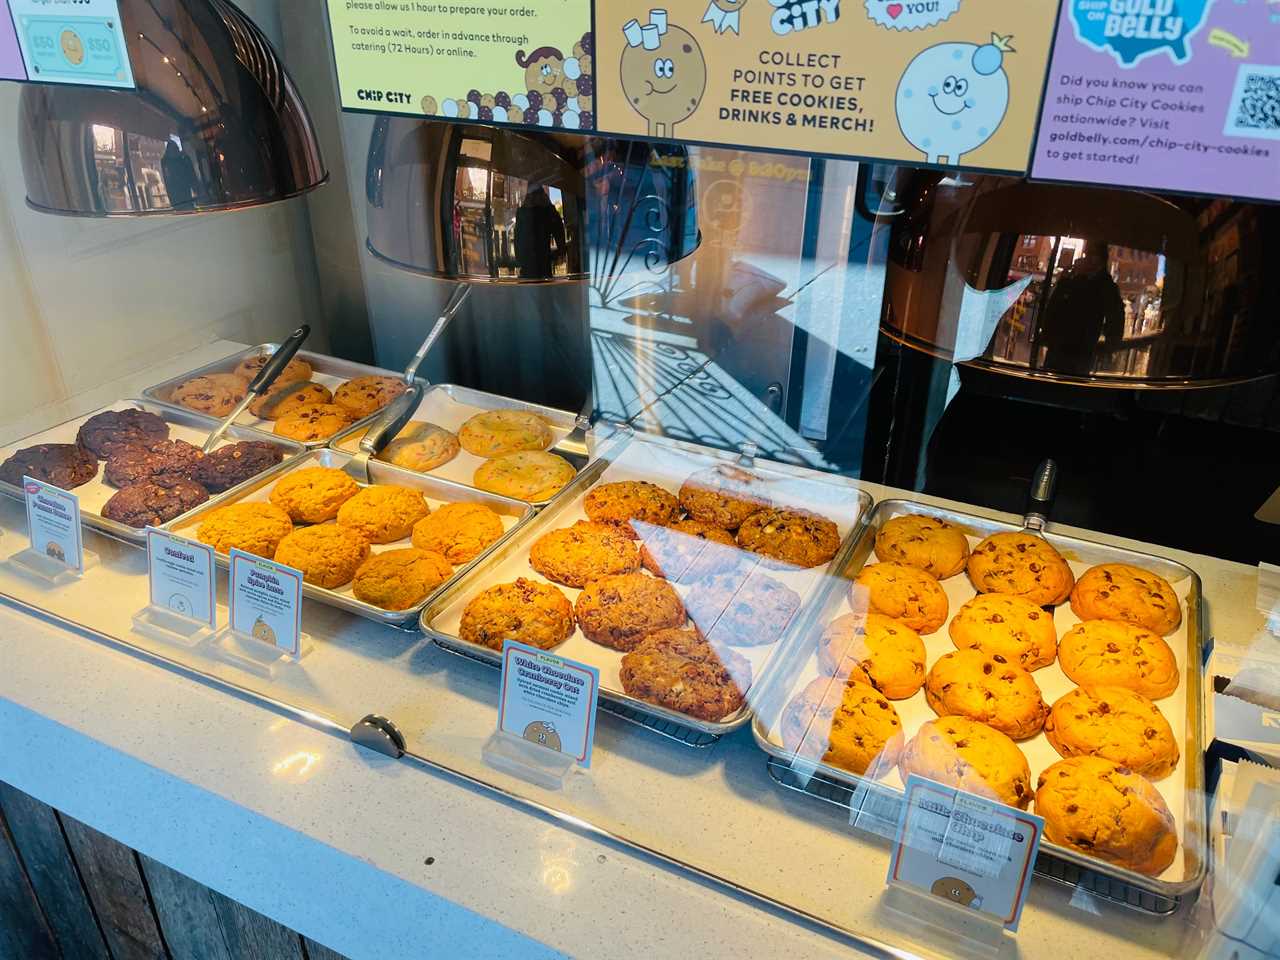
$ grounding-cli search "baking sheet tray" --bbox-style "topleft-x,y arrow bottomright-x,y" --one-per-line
0,399 -> 305,545
168,448 -> 535,626
142,344 -> 411,448
329,383 -> 582,505
751,499 -> 1207,899
421,430 -> 874,737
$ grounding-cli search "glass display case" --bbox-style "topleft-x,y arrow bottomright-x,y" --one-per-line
1,1 -> 1276,957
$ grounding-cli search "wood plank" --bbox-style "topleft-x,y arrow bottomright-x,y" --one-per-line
0,801 -> 59,960
137,854 -> 232,960
211,889 -> 306,960
60,813 -> 169,960
303,937 -> 353,960
0,782 -> 110,960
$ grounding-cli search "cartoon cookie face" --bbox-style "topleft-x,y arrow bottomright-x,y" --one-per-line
517,47 -> 567,93
930,876 -> 982,908
60,29 -> 85,66
523,720 -> 562,751
620,23 -> 707,136
895,37 -> 1012,164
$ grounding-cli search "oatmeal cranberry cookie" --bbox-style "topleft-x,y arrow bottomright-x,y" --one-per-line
677,465 -> 771,530
780,677 -> 903,778
816,612 -> 926,699
967,531 -> 1074,606
0,443 -> 98,489
874,513 -> 970,580
460,578 -> 574,651
619,628 -> 752,721
736,507 -> 840,568
851,562 -> 948,634
685,567 -> 802,647
899,717 -> 1033,809
583,480 -> 680,538
1070,563 -> 1182,636
638,518 -> 738,582
949,593 -> 1058,671
528,520 -> 638,588
574,573 -> 686,651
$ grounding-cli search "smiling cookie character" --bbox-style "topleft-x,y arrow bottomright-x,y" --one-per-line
895,34 -> 1014,165
620,10 -> 708,137
703,0 -> 748,34
517,46 -> 567,94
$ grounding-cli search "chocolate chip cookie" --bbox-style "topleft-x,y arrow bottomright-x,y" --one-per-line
949,593 -> 1058,671
333,375 -> 407,419
528,520 -> 638,588
780,676 -> 903,778
966,531 -> 1075,606
736,508 -> 841,569
76,409 -> 170,458
190,441 -> 284,493
1070,563 -> 1182,636
1036,755 -> 1177,876
619,628 -> 752,721
816,612 -> 926,699
234,353 -> 313,385
101,475 -> 209,527
874,513 -> 970,580
574,573 -> 686,651
1045,685 -> 1180,779
1057,619 -> 1179,699
460,578 -> 575,651
248,381 -> 333,420
0,443 -> 98,489
678,465 -> 771,530
925,648 -> 1049,741
171,373 -> 250,417
103,439 -> 205,488
583,480 -> 680,538
273,403 -> 356,443
899,717 -> 1033,809
851,562 -> 948,634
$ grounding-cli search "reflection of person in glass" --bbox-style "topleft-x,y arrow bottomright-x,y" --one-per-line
514,186 -> 565,280
161,140 -> 197,210
1038,243 -> 1125,376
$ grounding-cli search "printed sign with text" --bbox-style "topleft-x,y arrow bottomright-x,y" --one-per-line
229,549 -> 303,657
6,0 -> 135,88
146,528 -> 216,628
23,476 -> 84,573
499,640 -> 600,767
1032,0 -> 1280,202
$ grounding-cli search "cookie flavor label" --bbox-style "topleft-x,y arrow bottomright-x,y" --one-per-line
889,776 -> 1043,932
4,0 -> 135,88
498,640 -> 600,767
146,528 -> 216,629
229,549 -> 303,657
22,476 -> 84,573
326,0 -> 595,129
1031,0 -> 1280,202
592,0 -> 1059,172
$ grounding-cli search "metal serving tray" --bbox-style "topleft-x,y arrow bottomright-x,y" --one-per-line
751,499 -> 1207,905
329,383 -> 583,506
0,399 -> 304,545
421,429 -> 874,738
142,344 -> 413,448
167,448 -> 535,626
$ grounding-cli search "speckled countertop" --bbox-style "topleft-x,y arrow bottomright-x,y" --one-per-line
0,343 -> 1261,960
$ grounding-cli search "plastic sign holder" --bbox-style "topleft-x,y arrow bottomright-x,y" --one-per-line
209,549 -> 310,678
131,528 -> 217,648
7,476 -> 97,584
483,640 -> 601,790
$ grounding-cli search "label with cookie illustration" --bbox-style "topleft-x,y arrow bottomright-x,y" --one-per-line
229,549 -> 303,656
22,477 -> 84,573
147,528 -> 216,628
498,640 -> 601,767
8,0 -> 135,88
594,0 -> 1058,173
326,0 -> 594,128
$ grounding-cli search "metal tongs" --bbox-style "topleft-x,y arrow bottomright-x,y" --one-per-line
1023,458 -> 1058,535
202,325 -> 311,452
341,285 -> 472,483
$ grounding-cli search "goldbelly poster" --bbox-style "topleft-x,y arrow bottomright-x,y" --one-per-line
592,0 -> 1062,171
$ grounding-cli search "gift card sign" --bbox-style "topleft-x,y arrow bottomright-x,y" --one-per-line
146,528 -> 216,628
5,0 -> 135,88
228,549 -> 302,657
23,477 -> 84,573
889,775 -> 1043,932
499,641 -> 600,768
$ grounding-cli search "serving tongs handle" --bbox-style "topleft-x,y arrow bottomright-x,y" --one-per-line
1024,458 -> 1058,534
202,325 -> 311,453
360,380 -> 423,459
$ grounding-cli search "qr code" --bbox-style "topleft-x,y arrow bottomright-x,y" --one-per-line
1225,64 -> 1280,141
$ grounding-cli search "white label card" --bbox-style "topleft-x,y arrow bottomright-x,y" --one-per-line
499,641 -> 601,768
146,528 -> 216,628
228,549 -> 302,657
889,776 -> 1043,932
22,476 -> 83,573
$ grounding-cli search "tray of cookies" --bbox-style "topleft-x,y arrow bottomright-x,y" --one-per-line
142,344 -> 418,448
420,429 -> 873,737
329,384 -> 583,506
0,400 -> 305,544
751,499 -> 1206,902
166,448 -> 535,626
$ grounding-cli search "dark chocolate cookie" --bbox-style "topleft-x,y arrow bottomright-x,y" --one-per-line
0,443 -> 98,489
101,475 -> 210,527
103,439 -> 206,487
190,441 -> 284,492
76,409 -> 170,458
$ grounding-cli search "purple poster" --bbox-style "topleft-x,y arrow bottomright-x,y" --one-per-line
1,2 -> 25,81
1032,0 -> 1280,203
